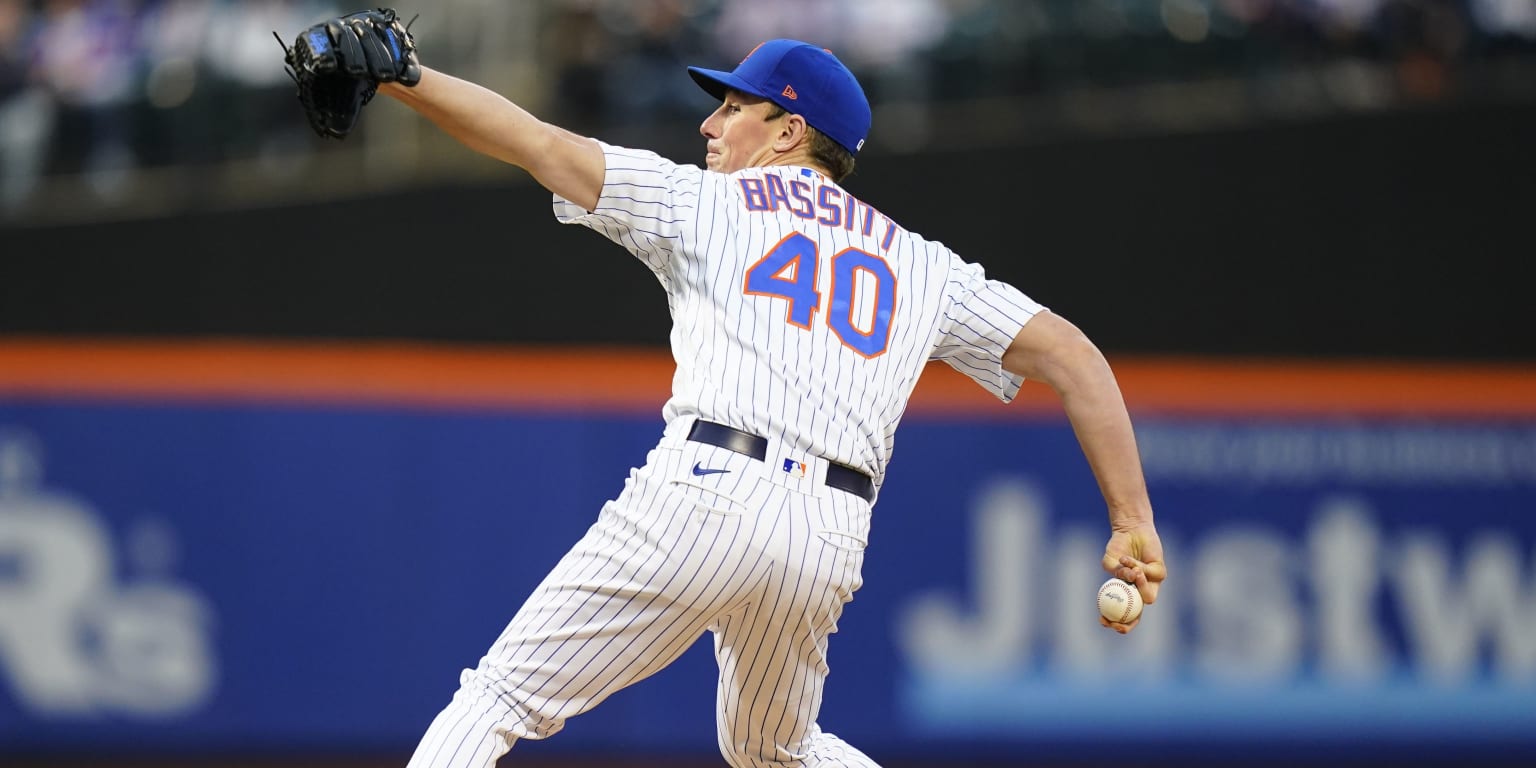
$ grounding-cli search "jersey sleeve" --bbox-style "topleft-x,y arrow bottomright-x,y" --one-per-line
931,256 -> 1047,402
552,142 -> 702,275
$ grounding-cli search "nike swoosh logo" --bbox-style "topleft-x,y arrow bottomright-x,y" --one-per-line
692,462 -> 731,476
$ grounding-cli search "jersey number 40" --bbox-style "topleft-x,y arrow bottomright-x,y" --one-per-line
744,232 -> 896,359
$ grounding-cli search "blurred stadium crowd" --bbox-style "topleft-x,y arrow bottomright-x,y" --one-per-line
1,0 -> 1534,223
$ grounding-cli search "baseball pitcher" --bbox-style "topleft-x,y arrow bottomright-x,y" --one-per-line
280,11 -> 1166,768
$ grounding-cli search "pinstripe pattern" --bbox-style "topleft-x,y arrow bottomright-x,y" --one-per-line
555,144 -> 1043,491
408,144 -> 1043,767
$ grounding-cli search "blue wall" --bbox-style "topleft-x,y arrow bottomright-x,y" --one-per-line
2,399 -> 1534,764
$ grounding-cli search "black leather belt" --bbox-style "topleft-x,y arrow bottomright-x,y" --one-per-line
687,420 -> 875,503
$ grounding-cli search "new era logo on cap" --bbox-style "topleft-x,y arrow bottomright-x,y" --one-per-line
687,39 -> 871,156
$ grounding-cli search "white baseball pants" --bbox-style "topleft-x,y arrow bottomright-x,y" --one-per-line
407,418 -> 881,767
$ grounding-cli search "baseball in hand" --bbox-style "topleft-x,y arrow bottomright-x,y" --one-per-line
1097,577 -> 1143,624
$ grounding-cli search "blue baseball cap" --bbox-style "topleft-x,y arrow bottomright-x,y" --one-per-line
688,39 -> 871,156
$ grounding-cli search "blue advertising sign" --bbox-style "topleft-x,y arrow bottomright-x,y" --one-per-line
880,419 -> 1536,763
1,398 -> 1533,764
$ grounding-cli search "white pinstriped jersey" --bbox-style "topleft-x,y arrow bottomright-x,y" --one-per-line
554,142 -> 1045,494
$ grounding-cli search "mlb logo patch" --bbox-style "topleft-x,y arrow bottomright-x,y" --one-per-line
782,458 -> 807,478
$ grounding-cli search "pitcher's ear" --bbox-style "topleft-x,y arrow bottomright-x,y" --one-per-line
775,113 -> 809,152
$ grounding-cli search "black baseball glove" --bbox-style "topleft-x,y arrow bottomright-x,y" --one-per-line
276,8 -> 421,140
